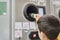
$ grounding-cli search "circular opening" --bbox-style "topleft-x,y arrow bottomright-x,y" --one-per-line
29,31 -> 40,39
27,6 -> 38,14
23,4 -> 38,21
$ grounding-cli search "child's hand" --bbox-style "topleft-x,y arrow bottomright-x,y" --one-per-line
34,14 -> 40,21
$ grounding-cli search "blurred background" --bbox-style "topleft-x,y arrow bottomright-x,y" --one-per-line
0,0 -> 60,40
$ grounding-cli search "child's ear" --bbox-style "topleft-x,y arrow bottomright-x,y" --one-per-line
57,33 -> 60,40
38,31 -> 44,40
38,29 -> 41,39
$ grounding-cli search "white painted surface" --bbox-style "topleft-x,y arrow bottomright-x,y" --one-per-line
23,22 -> 29,30
53,1 -> 60,5
15,22 -> 22,29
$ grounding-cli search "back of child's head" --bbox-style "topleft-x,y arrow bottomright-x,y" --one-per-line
37,15 -> 60,40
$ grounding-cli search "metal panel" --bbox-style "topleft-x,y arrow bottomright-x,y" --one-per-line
0,0 -> 10,40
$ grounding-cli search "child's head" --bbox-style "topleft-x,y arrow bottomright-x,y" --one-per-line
37,15 -> 60,40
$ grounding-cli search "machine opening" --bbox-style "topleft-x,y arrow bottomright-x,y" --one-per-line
27,6 -> 38,14
23,4 -> 38,21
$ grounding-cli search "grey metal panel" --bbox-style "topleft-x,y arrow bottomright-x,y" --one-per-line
15,0 -> 27,22
15,0 -> 36,22
0,16 -> 9,40
22,30 -> 30,40
0,0 -> 10,40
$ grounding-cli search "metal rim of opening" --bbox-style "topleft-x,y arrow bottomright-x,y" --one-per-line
23,4 -> 38,21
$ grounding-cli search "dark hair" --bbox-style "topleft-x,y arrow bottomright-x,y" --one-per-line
37,15 -> 60,40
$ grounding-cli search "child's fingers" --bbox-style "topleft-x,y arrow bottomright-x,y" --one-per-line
34,14 -> 40,21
